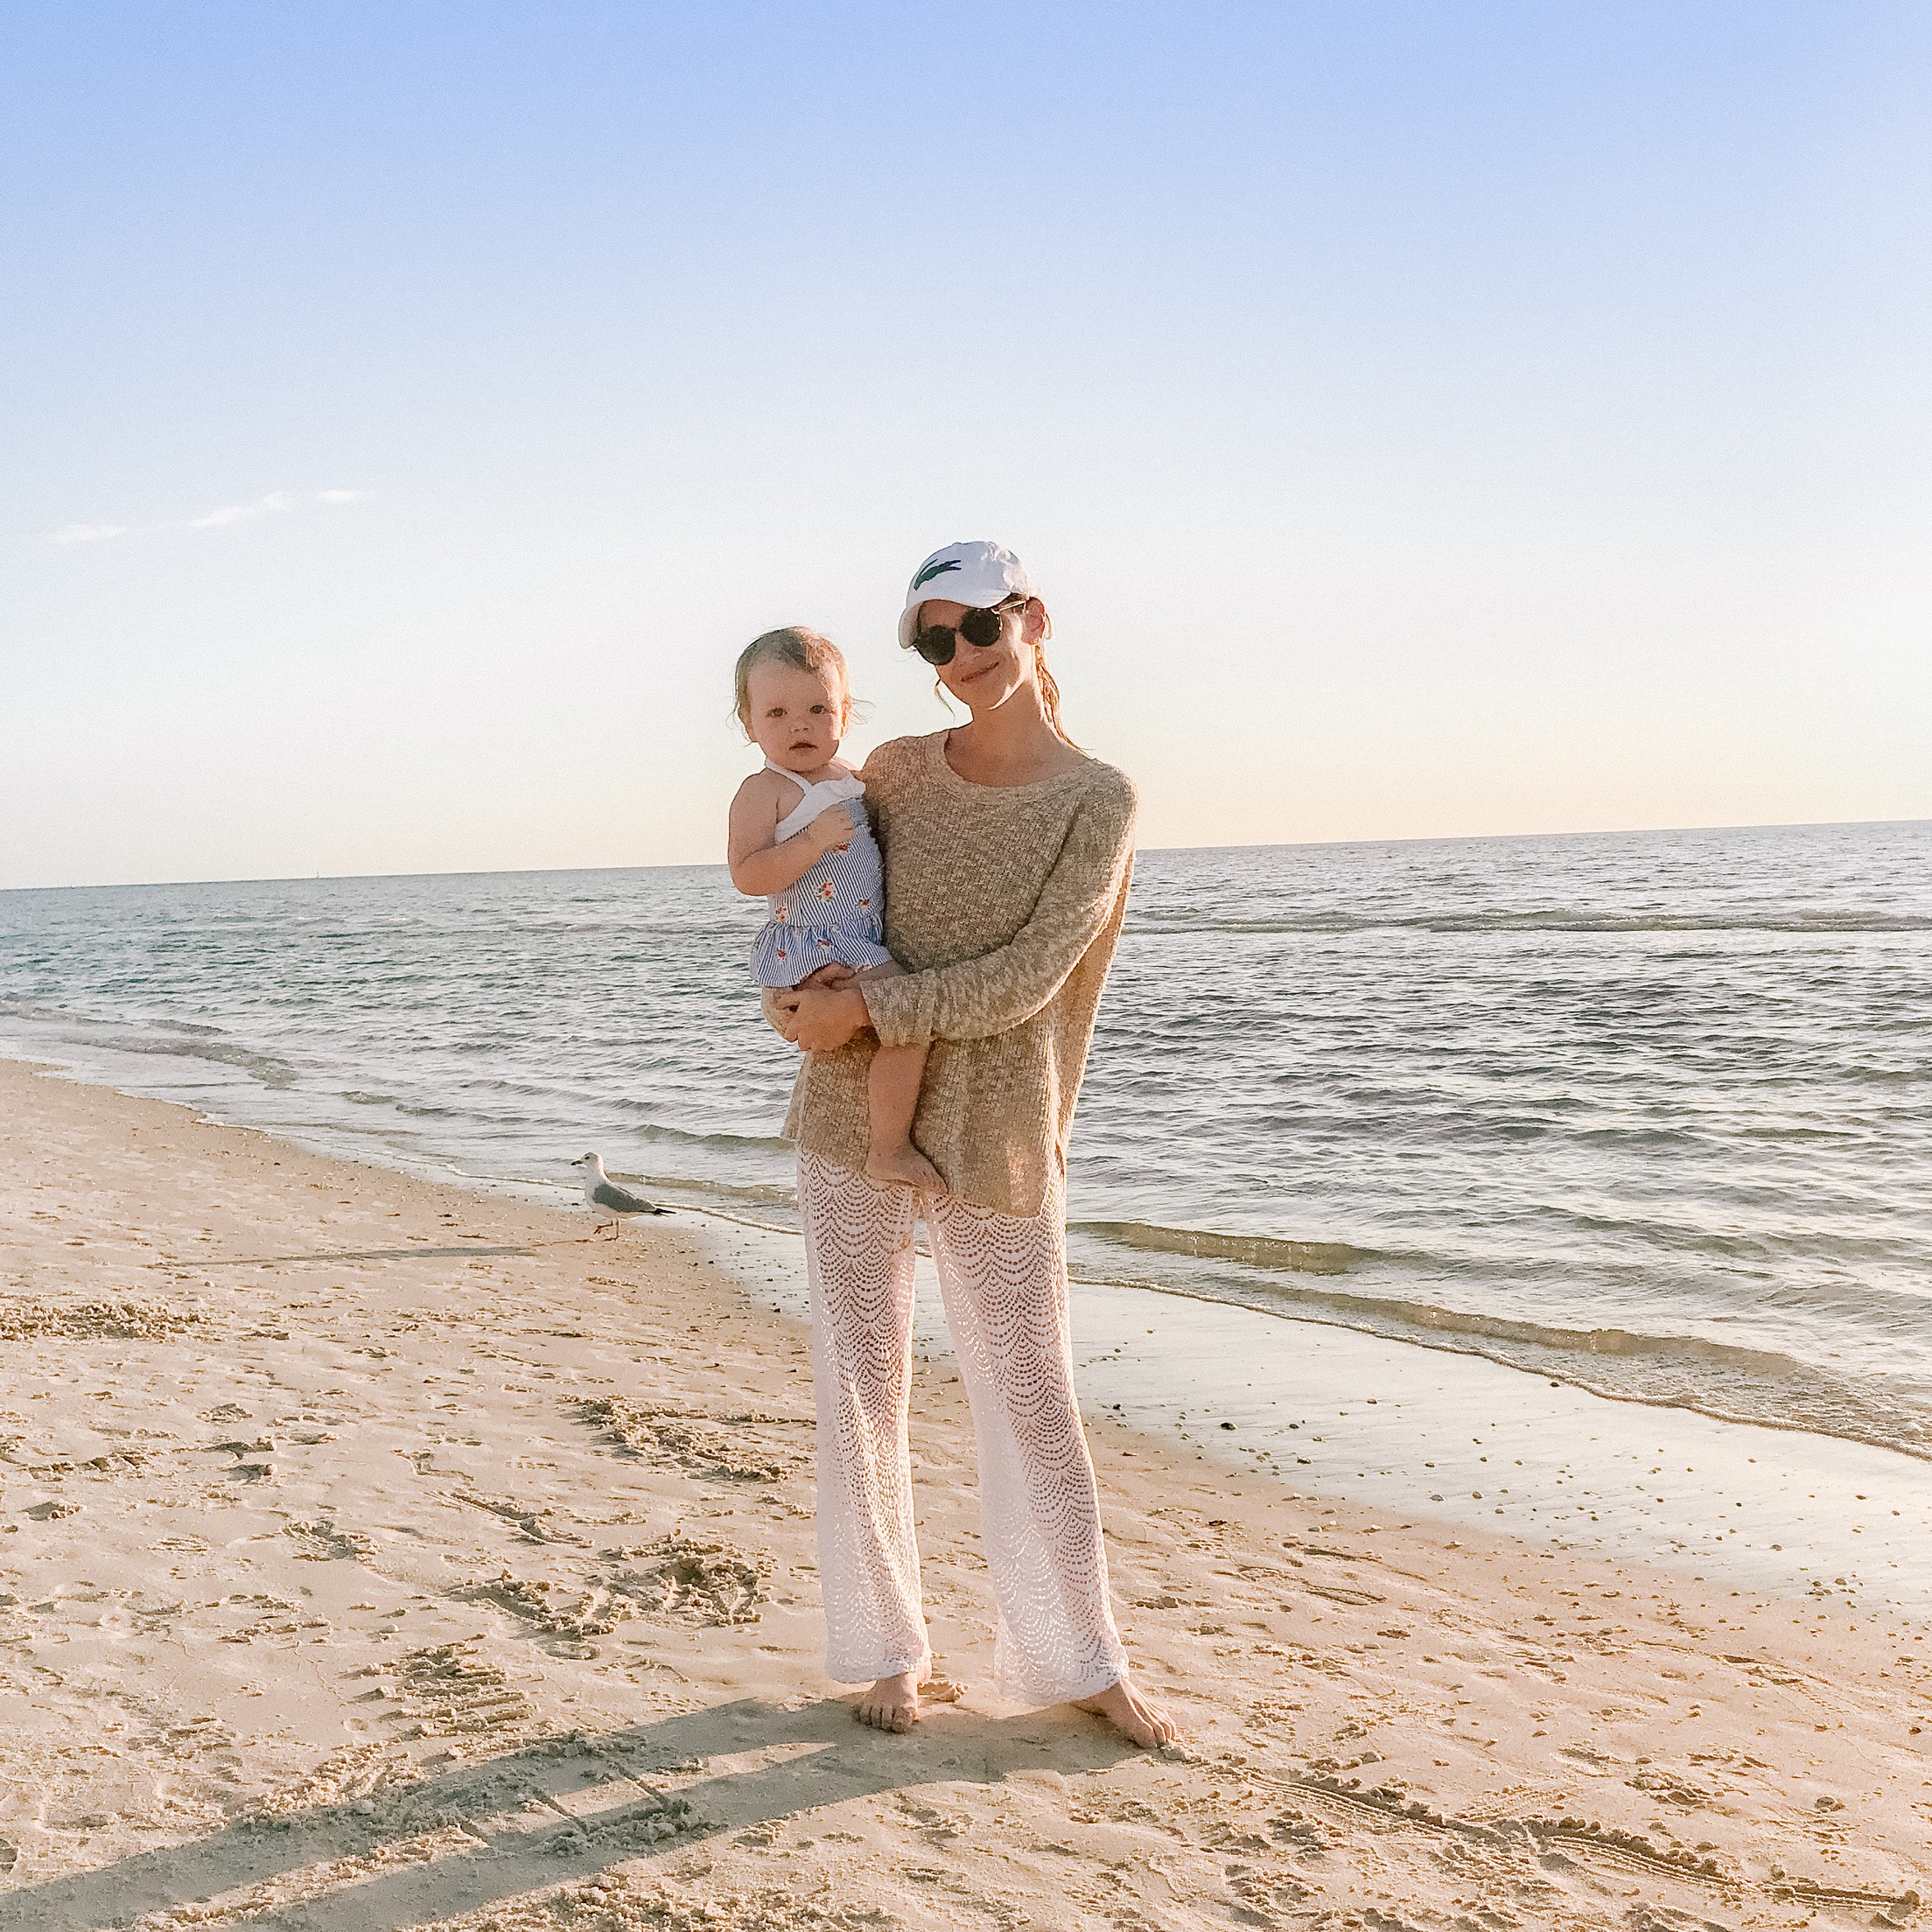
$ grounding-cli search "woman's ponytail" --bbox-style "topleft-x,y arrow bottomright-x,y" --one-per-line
1034,643 -> 1075,746
1029,601 -> 1077,746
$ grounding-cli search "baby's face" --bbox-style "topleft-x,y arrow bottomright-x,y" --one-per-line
746,661 -> 847,774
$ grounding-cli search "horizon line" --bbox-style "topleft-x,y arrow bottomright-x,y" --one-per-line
4,813 -> 1928,897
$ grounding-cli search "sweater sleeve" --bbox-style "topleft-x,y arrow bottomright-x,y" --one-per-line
861,776 -> 1136,1048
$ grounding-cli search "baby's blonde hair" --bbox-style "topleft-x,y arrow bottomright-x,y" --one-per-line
733,626 -> 852,735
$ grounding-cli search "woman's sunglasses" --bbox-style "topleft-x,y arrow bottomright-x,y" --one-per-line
907,598 -> 1024,666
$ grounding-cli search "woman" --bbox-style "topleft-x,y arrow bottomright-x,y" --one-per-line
773,539 -> 1174,1749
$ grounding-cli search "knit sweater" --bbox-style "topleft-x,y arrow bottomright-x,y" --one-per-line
780,730 -> 1138,1219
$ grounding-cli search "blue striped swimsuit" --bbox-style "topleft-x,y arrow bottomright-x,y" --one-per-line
750,762 -> 895,989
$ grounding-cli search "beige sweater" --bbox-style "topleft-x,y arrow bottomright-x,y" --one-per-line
781,730 -> 1138,1218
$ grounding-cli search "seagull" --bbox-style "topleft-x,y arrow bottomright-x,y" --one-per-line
572,1153 -> 668,1238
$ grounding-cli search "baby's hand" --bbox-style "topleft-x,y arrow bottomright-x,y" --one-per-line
797,963 -> 858,991
802,803 -> 856,853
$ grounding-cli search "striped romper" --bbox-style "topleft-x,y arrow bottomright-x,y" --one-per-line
749,763 -> 895,989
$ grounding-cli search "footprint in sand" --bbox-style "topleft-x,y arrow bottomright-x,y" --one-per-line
450,1532 -> 768,1657
388,1642 -> 536,1740
286,1519 -> 374,1562
576,1396 -> 810,1484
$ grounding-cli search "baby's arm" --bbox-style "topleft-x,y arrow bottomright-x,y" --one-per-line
727,773 -> 857,897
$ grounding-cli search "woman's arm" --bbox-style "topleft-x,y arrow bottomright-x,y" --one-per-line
781,781 -> 1135,1052
727,776 -> 855,896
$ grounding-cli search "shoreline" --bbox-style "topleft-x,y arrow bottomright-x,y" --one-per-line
10,1033 -> 1925,1614
3,1054 -> 1929,1927
700,1213 -> 1932,1615
8,1025 -> 1928,1516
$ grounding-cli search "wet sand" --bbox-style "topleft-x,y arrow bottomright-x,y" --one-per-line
721,1228 -> 1932,1613
2,1055 -> 1928,1930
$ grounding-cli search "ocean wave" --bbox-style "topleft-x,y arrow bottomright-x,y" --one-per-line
1073,1218 -> 1800,1364
1128,910 -> 1932,936
1066,1224 -> 1932,1462
1072,1219 -> 1367,1275
630,1121 -> 794,1156
0,998 -> 108,1026
69,1031 -> 301,1089
0,1004 -> 303,1090
612,1171 -> 800,1217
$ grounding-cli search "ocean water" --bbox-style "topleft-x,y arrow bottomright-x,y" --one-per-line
4,821 -> 1928,1466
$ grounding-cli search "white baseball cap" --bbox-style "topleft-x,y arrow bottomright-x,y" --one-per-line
897,541 -> 1039,652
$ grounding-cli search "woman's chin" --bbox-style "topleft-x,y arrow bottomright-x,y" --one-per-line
951,671 -> 1014,706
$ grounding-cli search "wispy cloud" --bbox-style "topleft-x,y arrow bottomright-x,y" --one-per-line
33,488 -> 361,545
46,522 -> 128,544
189,491 -> 290,528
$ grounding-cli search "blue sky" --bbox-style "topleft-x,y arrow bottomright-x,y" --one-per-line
4,2 -> 1927,888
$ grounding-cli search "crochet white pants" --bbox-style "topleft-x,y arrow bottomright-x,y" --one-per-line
797,1152 -> 1130,1705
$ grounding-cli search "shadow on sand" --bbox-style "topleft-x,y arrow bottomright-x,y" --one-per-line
2,1695 -> 1139,1931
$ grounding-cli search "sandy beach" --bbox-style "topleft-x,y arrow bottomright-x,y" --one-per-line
2,1053 -> 1927,1932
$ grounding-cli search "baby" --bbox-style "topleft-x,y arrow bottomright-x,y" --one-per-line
726,626 -> 940,1194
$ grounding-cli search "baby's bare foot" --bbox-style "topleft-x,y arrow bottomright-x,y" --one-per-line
1072,1676 -> 1177,1749
854,1670 -> 921,1732
865,1143 -> 943,1193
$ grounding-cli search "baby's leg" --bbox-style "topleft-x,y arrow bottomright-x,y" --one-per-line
854,964 -> 941,1193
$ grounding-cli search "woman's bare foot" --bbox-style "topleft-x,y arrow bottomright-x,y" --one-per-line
854,1670 -> 922,1732
1072,1676 -> 1177,1748
865,1141 -> 943,1193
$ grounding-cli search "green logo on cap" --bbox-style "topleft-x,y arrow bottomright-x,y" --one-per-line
913,557 -> 962,590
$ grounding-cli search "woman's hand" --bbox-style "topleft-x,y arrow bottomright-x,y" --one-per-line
775,984 -> 871,1053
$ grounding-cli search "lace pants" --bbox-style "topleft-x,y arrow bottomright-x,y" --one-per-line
797,1151 -> 1130,1705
